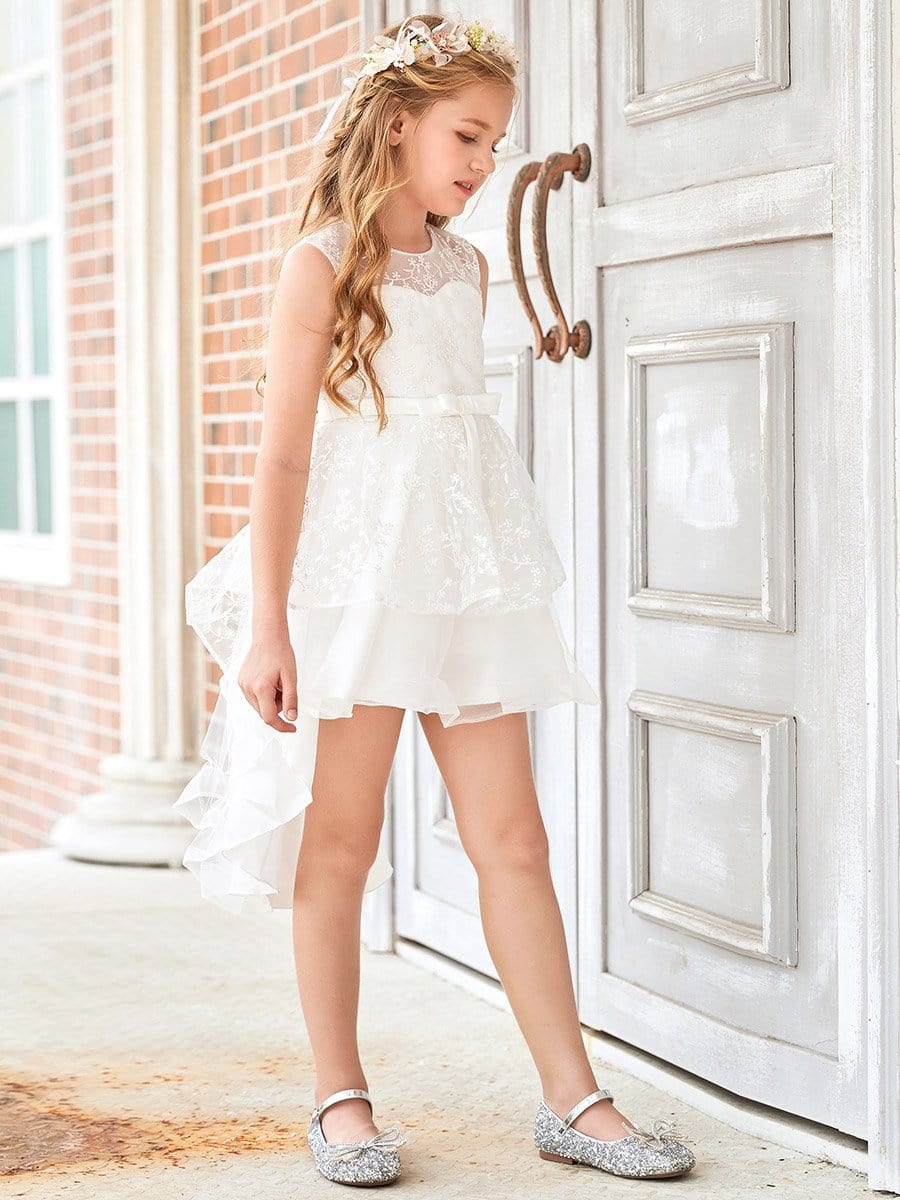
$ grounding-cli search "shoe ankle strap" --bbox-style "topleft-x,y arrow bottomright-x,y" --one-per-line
559,1087 -> 614,1131
311,1088 -> 373,1123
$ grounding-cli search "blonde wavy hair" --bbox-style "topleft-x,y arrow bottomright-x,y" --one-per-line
251,12 -> 519,435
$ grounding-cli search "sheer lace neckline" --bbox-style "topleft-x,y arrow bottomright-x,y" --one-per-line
388,225 -> 437,257
298,218 -> 480,298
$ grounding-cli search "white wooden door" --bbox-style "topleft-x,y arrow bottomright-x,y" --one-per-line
390,0 -> 583,979
572,0 -> 868,1135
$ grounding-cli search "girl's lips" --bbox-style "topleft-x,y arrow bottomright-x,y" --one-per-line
454,181 -> 473,196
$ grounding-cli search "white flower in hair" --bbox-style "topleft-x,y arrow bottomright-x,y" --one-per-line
429,16 -> 474,61
312,12 -> 519,144
461,16 -> 518,65
361,34 -> 408,75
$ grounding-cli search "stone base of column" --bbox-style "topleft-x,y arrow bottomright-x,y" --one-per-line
50,753 -> 198,867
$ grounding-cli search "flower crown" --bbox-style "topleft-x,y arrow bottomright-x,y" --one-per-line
312,13 -> 519,145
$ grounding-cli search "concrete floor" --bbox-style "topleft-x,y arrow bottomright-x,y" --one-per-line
0,847 -> 878,1198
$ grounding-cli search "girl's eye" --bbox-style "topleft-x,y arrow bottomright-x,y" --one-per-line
458,133 -> 500,153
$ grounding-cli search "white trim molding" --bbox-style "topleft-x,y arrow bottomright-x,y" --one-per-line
843,0 -> 900,1189
626,323 -> 795,632
50,0 -> 203,865
627,690 -> 798,965
624,0 -> 790,125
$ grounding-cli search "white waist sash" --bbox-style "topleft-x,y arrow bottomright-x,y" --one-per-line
315,390 -> 503,481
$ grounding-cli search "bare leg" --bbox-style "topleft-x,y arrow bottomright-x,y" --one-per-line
292,703 -> 406,1145
417,709 -> 634,1142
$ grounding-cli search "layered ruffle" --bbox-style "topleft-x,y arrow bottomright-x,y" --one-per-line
174,597 -> 599,916
295,600 -> 598,723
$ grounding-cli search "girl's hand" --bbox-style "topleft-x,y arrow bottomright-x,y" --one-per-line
237,629 -> 299,732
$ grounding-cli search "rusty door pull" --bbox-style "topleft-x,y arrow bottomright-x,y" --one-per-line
506,143 -> 592,362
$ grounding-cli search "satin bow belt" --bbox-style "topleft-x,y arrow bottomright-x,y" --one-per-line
316,390 -> 503,482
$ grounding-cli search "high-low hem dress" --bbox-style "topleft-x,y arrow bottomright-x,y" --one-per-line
173,217 -> 599,916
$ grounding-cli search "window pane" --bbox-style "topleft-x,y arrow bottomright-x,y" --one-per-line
31,395 -> 51,532
21,0 -> 48,61
0,400 -> 19,530
27,77 -> 47,218
30,237 -> 48,374
0,91 -> 14,225
0,0 -> 15,73
0,247 -> 16,377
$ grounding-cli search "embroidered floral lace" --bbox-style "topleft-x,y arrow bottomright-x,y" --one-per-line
185,218 -> 568,670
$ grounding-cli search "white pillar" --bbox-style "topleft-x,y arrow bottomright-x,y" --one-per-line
51,0 -> 203,865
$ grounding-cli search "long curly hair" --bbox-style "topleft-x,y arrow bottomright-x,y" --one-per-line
251,13 -> 519,435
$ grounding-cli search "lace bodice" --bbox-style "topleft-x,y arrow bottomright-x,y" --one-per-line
296,217 -> 487,405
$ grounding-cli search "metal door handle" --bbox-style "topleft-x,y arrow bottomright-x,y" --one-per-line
506,142 -> 592,362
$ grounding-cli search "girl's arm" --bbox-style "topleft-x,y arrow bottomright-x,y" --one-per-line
238,242 -> 335,731
249,241 -> 336,637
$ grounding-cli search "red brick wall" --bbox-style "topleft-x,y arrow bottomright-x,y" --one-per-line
1,0 -> 361,848
0,0 -> 119,850
196,0 -> 361,706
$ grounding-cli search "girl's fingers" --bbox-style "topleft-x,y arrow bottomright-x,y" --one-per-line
281,672 -> 298,721
237,663 -> 298,731
256,685 -> 290,732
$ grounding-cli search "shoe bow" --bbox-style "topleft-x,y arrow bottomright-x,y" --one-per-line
624,1118 -> 692,1147
324,1125 -> 408,1161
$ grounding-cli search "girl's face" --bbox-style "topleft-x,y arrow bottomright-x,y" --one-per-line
391,82 -> 514,216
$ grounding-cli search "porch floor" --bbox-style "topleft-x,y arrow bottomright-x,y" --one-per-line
0,847 -> 874,1198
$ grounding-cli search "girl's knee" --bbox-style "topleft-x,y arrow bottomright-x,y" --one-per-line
299,803 -> 385,879
465,819 -> 550,875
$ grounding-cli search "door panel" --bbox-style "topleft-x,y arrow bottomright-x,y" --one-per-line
602,0 -> 829,201
605,238 -> 840,1056
574,0 -> 867,1137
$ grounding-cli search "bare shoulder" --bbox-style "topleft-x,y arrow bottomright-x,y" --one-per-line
274,237 -> 337,334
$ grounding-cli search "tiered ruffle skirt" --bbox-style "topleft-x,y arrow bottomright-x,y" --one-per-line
174,399 -> 599,915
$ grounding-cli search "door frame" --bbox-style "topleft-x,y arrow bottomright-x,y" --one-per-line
569,0 -> 899,1189
850,1 -> 900,1190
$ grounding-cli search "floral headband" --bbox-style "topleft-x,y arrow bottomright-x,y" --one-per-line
312,13 -> 519,145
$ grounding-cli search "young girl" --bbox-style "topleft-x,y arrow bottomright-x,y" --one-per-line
175,11 -> 695,1187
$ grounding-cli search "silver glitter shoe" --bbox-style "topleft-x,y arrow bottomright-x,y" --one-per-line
307,1087 -> 407,1186
534,1087 -> 696,1179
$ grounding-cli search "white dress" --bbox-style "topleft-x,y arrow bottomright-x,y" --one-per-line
173,217 -> 599,915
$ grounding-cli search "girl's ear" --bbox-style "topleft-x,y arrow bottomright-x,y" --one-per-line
387,104 -> 409,147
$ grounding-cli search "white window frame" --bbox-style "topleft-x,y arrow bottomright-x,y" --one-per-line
0,0 -> 71,586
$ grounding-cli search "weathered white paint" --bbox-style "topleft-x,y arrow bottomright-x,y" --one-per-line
623,0 -> 790,124
594,163 -> 833,267
855,0 -> 900,1189
572,0 -> 899,1187
626,323 -> 795,631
